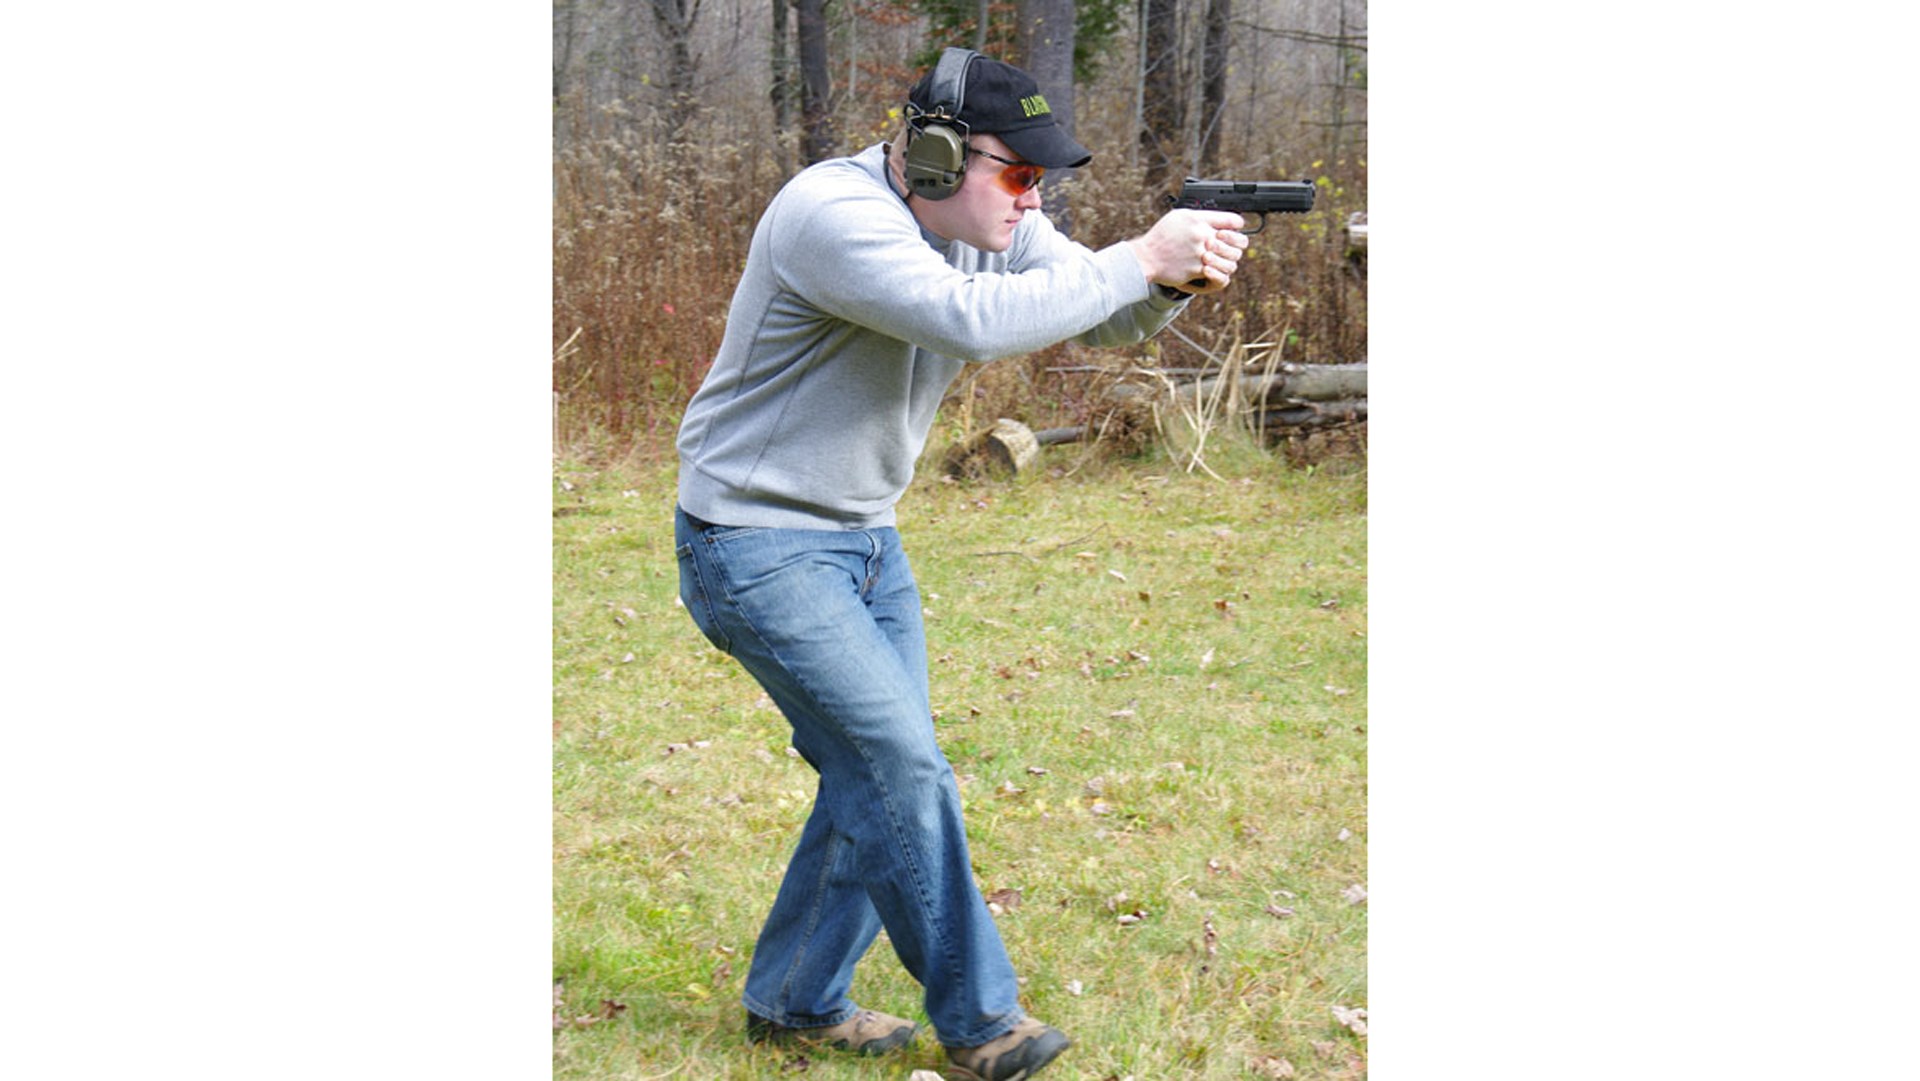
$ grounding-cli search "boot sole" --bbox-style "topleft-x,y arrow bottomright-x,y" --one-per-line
745,1012 -> 918,1056
943,1029 -> 1070,1080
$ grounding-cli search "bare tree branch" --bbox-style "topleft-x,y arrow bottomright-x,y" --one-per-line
1232,21 -> 1367,51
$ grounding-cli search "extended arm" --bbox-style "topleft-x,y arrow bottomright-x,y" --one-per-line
775,180 -> 1155,363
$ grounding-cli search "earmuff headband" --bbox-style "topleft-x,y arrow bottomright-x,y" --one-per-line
902,48 -> 982,201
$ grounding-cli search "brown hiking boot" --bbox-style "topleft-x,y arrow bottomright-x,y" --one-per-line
745,1008 -> 920,1055
944,1017 -> 1071,1080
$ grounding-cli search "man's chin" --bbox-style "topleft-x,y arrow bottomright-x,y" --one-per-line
976,230 -> 1017,253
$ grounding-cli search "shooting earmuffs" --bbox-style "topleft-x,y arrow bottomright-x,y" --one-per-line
902,47 -> 980,200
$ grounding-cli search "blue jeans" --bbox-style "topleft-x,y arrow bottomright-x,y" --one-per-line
673,507 -> 1025,1048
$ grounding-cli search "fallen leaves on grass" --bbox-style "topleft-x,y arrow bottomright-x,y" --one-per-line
551,983 -> 628,1030
1332,1004 -> 1369,1037
985,888 -> 1022,916
1342,883 -> 1368,906
1249,1055 -> 1296,1078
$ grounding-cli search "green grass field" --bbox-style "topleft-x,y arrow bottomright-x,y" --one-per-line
553,445 -> 1367,1079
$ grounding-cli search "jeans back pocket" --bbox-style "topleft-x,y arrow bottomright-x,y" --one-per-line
675,541 -> 733,654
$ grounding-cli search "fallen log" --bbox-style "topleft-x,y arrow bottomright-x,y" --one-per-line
1031,426 -> 1087,446
1256,399 -> 1368,428
1184,363 -> 1367,406
1105,362 -> 1366,407
938,362 -> 1367,479
940,418 -> 1087,478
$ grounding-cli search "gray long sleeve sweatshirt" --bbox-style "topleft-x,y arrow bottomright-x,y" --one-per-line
675,142 -> 1188,530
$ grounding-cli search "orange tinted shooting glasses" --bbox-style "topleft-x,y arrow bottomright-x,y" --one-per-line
967,145 -> 1044,195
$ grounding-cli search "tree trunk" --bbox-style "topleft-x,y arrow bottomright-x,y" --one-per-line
1329,0 -> 1350,164
771,0 -> 796,174
1138,0 -> 1184,192
795,0 -> 834,164
1015,0 -> 1079,231
554,0 -> 576,113
647,0 -> 702,146
1198,0 -> 1230,173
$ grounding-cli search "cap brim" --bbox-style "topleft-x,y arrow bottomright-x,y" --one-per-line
997,123 -> 1093,170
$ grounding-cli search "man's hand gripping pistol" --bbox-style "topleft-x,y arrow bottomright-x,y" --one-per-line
1167,178 -> 1317,289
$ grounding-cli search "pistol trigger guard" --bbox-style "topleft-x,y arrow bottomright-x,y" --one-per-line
1242,213 -> 1267,236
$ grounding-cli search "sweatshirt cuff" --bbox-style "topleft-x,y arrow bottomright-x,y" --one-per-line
1151,283 -> 1195,307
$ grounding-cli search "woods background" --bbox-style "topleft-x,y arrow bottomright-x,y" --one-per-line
553,0 -> 1368,458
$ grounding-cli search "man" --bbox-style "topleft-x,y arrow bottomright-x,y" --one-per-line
672,48 -> 1246,1081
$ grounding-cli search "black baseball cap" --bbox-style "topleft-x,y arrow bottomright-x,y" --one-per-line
908,52 -> 1093,169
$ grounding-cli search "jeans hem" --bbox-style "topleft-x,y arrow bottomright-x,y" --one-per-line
937,1006 -> 1027,1050
741,992 -> 859,1031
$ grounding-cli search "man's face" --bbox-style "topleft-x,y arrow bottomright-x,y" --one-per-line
914,132 -> 1046,252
